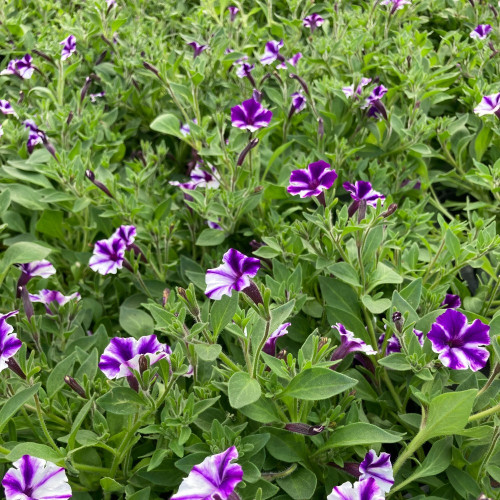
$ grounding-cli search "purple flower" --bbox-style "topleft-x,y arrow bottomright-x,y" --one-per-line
228,6 -> 239,21
113,225 -> 137,249
343,181 -> 385,208
360,450 -> 394,493
427,309 -> 490,372
60,35 -> 76,61
363,85 -> 388,118
263,323 -> 291,355
327,478 -> 384,500
107,0 -> 116,6
170,162 -> 220,190
379,333 -> 401,355
207,221 -> 223,230
16,260 -> 56,288
99,334 -> 169,379
291,92 -> 307,112
171,446 -> 243,500
231,98 -> 272,132
380,0 -> 411,12
235,62 -> 255,79
287,160 -> 337,198
90,91 -> 105,102
188,42 -> 208,58
23,120 -> 44,153
474,94 -> 500,117
29,290 -> 81,314
180,118 -> 198,136
0,100 -> 16,116
2,455 -> 71,500
260,39 -> 284,65
303,13 -> 325,32
441,294 -> 461,309
413,329 -> 424,346
0,311 -> 21,373
277,52 -> 302,70
342,78 -> 372,98
205,248 -> 260,300
470,24 -> 492,40
1,54 -> 34,79
331,323 -> 377,363
89,235 -> 126,275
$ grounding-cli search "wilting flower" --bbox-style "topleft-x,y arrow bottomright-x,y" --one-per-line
0,100 -> 16,116
89,235 -> 126,275
441,294 -> 461,309
291,92 -> 307,112
287,160 -> 337,198
205,248 -> 260,300
327,478 -> 384,500
187,41 -> 208,58
263,323 -> 291,355
29,290 -> 81,314
16,260 -> 56,288
277,52 -> 302,69
90,91 -> 105,102
260,39 -> 284,65
427,309 -> 490,372
228,6 -> 239,21
331,323 -> 377,363
99,334 -> 169,379
342,78 -> 372,98
303,13 -> 325,32
0,54 -> 34,79
0,311 -> 21,373
360,450 -> 394,493
170,162 -> 220,190
60,35 -> 76,61
470,24 -> 492,39
380,0 -> 411,12
231,98 -> 272,131
343,181 -> 385,212
474,93 -> 500,117
2,455 -> 72,500
236,62 -> 255,79
171,446 -> 243,500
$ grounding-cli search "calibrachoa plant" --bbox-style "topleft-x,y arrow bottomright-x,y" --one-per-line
0,0 -> 499,498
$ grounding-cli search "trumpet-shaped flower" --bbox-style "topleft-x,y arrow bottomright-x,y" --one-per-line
260,39 -> 284,65
263,323 -> 291,355
29,290 -> 81,314
1,54 -> 34,79
331,323 -> 377,362
236,62 -> 254,79
170,162 -> 220,190
16,260 -> 56,287
287,160 -> 337,198
474,93 -> 500,117
327,478 -> 384,500
342,78 -> 372,98
0,311 -> 21,373
303,13 -> 325,32
360,450 -> 394,493
277,52 -> 302,69
188,42 -> 208,58
291,92 -> 307,112
231,98 -> 272,131
440,293 -> 461,309
0,100 -> 16,116
60,35 -> 76,60
343,181 -> 385,208
470,25 -> 492,40
89,235 -> 126,275
228,6 -> 239,21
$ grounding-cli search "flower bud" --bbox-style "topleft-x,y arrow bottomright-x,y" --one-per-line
380,203 -> 398,218
7,358 -> 26,380
138,354 -> 148,375
392,311 -> 403,333
64,376 -> 87,398
237,138 -> 259,166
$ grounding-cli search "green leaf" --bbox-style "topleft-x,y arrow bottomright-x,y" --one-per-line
327,262 -> 361,288
35,210 -> 64,239
276,465 -> 317,499
97,387 -> 145,415
445,229 -> 461,260
210,293 -> 238,337
392,291 -> 419,324
47,352 -> 77,397
101,477 -> 125,493
150,114 -> 182,138
412,437 -> 452,479
378,353 -> 412,371
128,487 -> 151,500
400,278 -> 422,310
280,368 -> 357,400
228,372 -> 261,409
2,242 -> 51,266
119,307 -> 154,339
367,262 -> 403,291
75,348 -> 98,383
68,398 -> 95,449
7,443 -> 63,464
266,428 -> 307,462
361,295 -> 391,314
194,343 -> 222,361
196,229 -> 226,246
0,189 -> 11,216
238,396 -> 281,423
0,384 -> 40,433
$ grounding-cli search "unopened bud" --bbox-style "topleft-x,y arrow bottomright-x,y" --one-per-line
237,138 -> 259,166
318,117 -> 324,139
80,77 -> 92,103
64,376 -> 87,398
66,111 -> 74,125
289,73 -> 310,96
143,61 -> 161,78
242,281 -> 263,306
162,288 -> 170,307
392,311 -> 403,333
357,199 -> 367,222
85,169 -> 115,199
138,354 -> 148,375
95,50 -> 107,66
380,203 -> 397,218
19,286 -> 34,322
276,349 -> 287,361
252,88 -> 262,102
127,374 -> 139,392
318,337 -> 329,351
32,50 -> 55,65
7,358 -> 26,379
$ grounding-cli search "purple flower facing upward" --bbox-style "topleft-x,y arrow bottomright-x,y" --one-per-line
343,181 -> 385,208
291,92 -> 307,112
277,52 -> 302,70
263,323 -> 291,355
231,98 -> 272,132
205,248 -> 260,300
0,100 -> 16,116
360,450 -> 394,493
29,290 -> 81,314
427,309 -> 490,372
236,62 -> 255,79
0,311 -> 21,373
260,39 -> 284,65
474,93 -> 500,117
342,78 -> 372,98
327,478 -> 384,500
99,334 -> 169,379
331,323 -> 377,363
60,35 -> 76,61
471,25 -> 492,40
228,6 -> 239,21
303,13 -> 325,32
188,42 -> 208,58
170,162 -> 220,190
89,235 -> 126,275
2,455 -> 72,500
171,446 -> 243,500
1,54 -> 34,79
287,160 -> 338,198
441,294 -> 461,309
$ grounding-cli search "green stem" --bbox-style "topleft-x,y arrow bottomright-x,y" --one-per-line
57,60 -> 65,106
33,394 -> 60,452
477,363 -> 500,398
219,352 -> 240,372
382,369 -> 403,412
392,429 -> 427,475
422,238 -> 446,285
252,319 -> 271,379
469,402 -> 500,422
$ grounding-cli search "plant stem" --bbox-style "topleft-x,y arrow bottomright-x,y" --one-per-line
33,394 -> 60,452
252,319 -> 271,379
477,363 -> 500,398
219,351 -> 240,372
57,60 -> 65,106
392,430 -> 427,475
469,402 -> 500,422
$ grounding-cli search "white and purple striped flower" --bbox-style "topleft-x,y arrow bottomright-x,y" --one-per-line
1,54 -> 34,79
99,334 -> 169,379
236,62 -> 255,79
231,98 -> 272,132
90,91 -> 105,102
360,450 -> 394,493
188,42 -> 208,58
0,100 -> 17,116
277,52 -> 302,70
331,323 -> 377,363
327,478 -> 384,500
343,181 -> 385,214
207,221 -> 223,230
2,455 -> 71,500
380,0 -> 411,12
428,309 -> 490,372
474,93 -> 500,117
171,446 -> 243,500
363,85 -> 388,119
440,294 -> 461,309
263,323 -> 291,356
470,25 -> 492,40
260,39 -> 284,65
89,235 -> 126,275
23,120 -> 44,154
29,290 -> 81,315
16,260 -> 56,288
205,248 -> 260,300
287,160 -> 337,198
60,35 -> 76,61
228,6 -> 239,21
170,162 -> 220,190
113,225 -> 137,248
379,333 -> 401,355
303,13 -> 325,32
291,92 -> 307,112
342,78 -> 372,98
0,311 -> 21,373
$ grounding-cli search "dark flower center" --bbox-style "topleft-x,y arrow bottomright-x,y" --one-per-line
447,338 -> 464,348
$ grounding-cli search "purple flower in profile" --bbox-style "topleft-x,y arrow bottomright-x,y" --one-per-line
23,120 -> 44,153
441,294 -> 461,309
327,478 -> 384,500
231,98 -> 272,132
16,260 -> 56,288
413,329 -> 424,346
303,13 -> 325,32
207,221 -> 223,230
291,92 -> 307,112
0,311 -> 21,373
188,41 -> 208,58
180,118 -> 198,136
470,24 -> 492,40
99,334 -> 168,379
380,0 -> 411,12
2,455 -> 72,500
60,35 -> 76,61
263,323 -> 291,355
342,78 -> 372,98
277,52 -> 302,69
379,333 -> 401,355
474,94 -> 500,117
428,309 -> 490,372
90,91 -> 105,102
228,6 -> 239,21
170,162 -> 220,190
360,450 -> 394,493
343,181 -> 385,215
29,290 -> 81,314
113,225 -> 137,249
287,160 -> 337,198
260,39 -> 284,65
171,446 -> 243,500
236,62 -> 255,80
107,0 -> 117,6
331,323 -> 377,363
0,100 -> 16,116
1,54 -> 34,79
205,248 -> 260,300
363,85 -> 388,118
89,235 -> 126,275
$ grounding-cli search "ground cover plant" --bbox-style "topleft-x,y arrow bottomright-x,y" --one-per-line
0,0 -> 500,498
